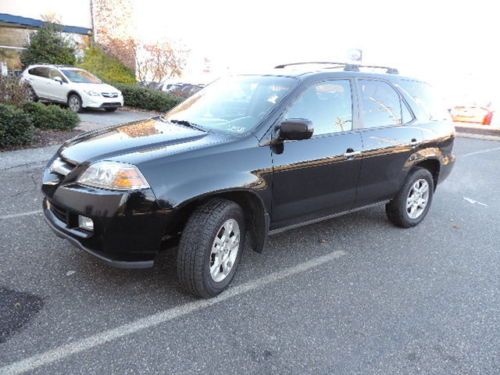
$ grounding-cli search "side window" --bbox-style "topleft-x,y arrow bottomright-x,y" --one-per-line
359,80 -> 410,128
48,69 -> 66,81
29,67 -> 49,78
396,80 -> 450,121
285,80 -> 353,135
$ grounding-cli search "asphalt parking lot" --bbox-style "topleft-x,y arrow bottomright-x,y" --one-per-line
78,108 -> 157,131
0,137 -> 499,374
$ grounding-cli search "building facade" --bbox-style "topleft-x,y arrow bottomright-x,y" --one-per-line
0,0 -> 135,75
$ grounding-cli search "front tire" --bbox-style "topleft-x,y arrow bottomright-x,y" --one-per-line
67,94 -> 82,113
177,199 -> 245,298
386,167 -> 434,228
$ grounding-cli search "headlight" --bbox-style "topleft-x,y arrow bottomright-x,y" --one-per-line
84,90 -> 101,96
77,161 -> 150,190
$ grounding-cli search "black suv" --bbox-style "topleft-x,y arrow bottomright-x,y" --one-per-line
42,62 -> 455,298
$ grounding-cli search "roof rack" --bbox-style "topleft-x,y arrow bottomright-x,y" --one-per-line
274,61 -> 399,74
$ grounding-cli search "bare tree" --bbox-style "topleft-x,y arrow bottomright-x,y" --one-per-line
136,41 -> 188,83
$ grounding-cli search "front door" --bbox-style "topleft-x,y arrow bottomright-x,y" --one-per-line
47,68 -> 69,102
271,79 -> 362,227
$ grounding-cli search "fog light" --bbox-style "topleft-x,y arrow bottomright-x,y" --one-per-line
78,215 -> 94,231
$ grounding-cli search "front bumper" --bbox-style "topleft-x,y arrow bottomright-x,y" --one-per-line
42,165 -> 168,268
81,94 -> 124,109
43,203 -> 154,268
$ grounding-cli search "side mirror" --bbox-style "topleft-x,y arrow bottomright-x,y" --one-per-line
278,118 -> 314,141
53,76 -> 63,84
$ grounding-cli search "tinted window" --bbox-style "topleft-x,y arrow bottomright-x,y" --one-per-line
285,80 -> 353,135
396,80 -> 449,121
359,80 -> 406,128
48,68 -> 66,81
28,67 -> 49,78
402,102 -> 413,123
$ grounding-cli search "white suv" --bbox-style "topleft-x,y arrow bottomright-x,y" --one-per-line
21,65 -> 124,113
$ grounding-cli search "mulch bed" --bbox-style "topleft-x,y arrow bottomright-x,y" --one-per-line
1,129 -> 83,152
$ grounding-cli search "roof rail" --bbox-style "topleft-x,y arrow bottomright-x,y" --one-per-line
274,61 -> 399,74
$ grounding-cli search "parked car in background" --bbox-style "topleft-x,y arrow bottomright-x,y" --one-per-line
451,104 -> 494,125
161,82 -> 204,98
41,62 -> 455,298
139,81 -> 163,90
21,65 -> 123,113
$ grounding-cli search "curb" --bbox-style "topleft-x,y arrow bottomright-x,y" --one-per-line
454,124 -> 500,137
0,145 -> 58,170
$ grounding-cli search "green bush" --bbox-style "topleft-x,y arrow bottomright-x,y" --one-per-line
21,23 -> 76,67
79,46 -> 136,84
0,104 -> 35,147
114,84 -> 182,112
22,102 -> 79,130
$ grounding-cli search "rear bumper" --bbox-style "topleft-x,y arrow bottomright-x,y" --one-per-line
438,153 -> 455,185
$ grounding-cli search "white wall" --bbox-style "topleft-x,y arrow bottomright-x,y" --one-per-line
0,0 -> 92,28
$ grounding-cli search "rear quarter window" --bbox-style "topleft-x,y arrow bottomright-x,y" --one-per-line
395,80 -> 450,121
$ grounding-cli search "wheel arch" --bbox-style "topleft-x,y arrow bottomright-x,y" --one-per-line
412,158 -> 440,190
171,189 -> 270,253
67,90 -> 81,100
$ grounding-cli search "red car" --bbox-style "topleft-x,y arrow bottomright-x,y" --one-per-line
451,105 -> 494,125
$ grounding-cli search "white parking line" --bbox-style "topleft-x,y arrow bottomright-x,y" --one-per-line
0,210 -> 43,220
0,250 -> 346,375
461,146 -> 500,158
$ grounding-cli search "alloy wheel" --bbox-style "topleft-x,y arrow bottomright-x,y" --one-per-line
209,218 -> 240,282
406,178 -> 430,219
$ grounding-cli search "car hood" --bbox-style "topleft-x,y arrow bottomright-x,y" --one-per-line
59,117 -> 214,164
74,83 -> 120,93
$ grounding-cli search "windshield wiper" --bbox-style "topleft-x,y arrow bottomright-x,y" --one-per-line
169,119 -> 205,131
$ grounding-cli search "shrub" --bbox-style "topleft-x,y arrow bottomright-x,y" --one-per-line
0,104 -> 35,147
0,76 -> 30,106
79,46 -> 136,84
21,23 -> 76,67
114,83 -> 183,112
22,102 -> 79,130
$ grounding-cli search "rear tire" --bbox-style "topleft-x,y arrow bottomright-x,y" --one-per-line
27,86 -> 38,102
105,107 -> 118,112
177,199 -> 245,298
67,94 -> 82,113
386,167 -> 434,228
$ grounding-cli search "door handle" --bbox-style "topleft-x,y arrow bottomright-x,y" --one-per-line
344,149 -> 361,159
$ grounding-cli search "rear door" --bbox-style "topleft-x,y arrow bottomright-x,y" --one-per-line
271,79 -> 363,227
354,79 -> 423,207
26,67 -> 50,98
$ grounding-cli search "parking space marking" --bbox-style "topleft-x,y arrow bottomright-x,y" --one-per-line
0,250 -> 346,375
0,210 -> 43,220
463,197 -> 488,207
461,146 -> 500,158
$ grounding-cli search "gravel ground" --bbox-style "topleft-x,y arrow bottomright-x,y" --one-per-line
0,137 -> 498,375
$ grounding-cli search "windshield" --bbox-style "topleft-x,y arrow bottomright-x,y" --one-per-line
61,69 -> 102,84
163,75 -> 297,134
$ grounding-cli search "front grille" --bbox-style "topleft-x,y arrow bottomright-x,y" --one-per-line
102,92 -> 119,98
101,102 -> 121,108
50,157 -> 76,177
